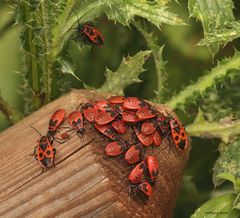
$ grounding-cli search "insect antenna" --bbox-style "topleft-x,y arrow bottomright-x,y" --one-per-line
30,125 -> 42,136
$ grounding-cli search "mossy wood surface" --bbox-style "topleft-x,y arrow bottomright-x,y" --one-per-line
0,90 -> 190,218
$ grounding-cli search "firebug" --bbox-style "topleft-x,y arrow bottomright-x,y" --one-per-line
67,111 -> 85,138
105,141 -> 128,157
153,130 -> 161,146
82,102 -> 99,123
123,97 -> 148,110
133,126 -> 153,146
94,110 -> 119,125
122,111 -> 138,123
145,156 -> 159,182
141,120 -> 157,135
48,108 -> 66,136
31,126 -> 56,172
128,161 -> 147,184
124,143 -> 143,164
108,96 -> 125,104
34,136 -> 56,170
94,100 -> 112,111
136,108 -> 158,120
169,117 -> 188,151
138,182 -> 153,197
112,119 -> 128,134
94,124 -> 118,140
76,23 -> 104,47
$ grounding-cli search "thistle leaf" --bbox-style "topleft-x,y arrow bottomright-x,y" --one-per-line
216,173 -> 240,192
104,0 -> 185,27
99,50 -> 151,95
198,21 -> 240,48
188,0 -> 235,55
52,0 -> 184,58
58,59 -> 81,82
200,72 -> 240,122
213,140 -> 240,187
166,51 -> 240,110
186,115 -> 240,144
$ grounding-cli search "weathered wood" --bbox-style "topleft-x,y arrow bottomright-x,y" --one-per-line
0,90 -> 190,218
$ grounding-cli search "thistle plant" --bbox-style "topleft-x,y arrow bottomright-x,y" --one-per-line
0,0 -> 240,217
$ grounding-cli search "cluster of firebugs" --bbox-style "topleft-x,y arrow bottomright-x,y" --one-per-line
33,96 -> 189,198
33,23 -> 188,198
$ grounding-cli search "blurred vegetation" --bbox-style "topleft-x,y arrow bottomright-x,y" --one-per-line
0,0 -> 240,217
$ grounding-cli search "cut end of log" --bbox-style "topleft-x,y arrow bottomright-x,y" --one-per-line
0,89 -> 190,218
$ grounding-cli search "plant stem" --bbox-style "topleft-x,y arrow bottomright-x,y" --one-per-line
152,46 -> 167,103
0,95 -> 23,124
21,1 -> 42,110
134,21 -> 167,103
28,27 -> 41,109
39,2 -> 51,103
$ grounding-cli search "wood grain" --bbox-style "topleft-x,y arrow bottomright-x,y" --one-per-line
0,90 -> 190,218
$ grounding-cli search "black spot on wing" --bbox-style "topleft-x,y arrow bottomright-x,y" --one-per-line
178,140 -> 186,150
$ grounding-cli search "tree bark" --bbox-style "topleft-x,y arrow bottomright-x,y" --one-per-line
0,89 -> 190,218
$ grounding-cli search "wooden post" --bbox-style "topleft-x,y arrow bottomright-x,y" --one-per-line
0,90 -> 190,218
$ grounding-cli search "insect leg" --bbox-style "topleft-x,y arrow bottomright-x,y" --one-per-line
53,148 -> 57,155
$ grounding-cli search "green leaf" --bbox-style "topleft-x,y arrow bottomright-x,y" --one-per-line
166,51 -> 240,110
98,50 -> 151,95
216,173 -> 240,192
216,173 -> 237,186
200,71 -> 240,122
51,0 -> 184,59
198,21 -> 240,48
58,59 -> 81,82
213,140 -> 240,188
188,0 -> 235,55
104,0 -> 185,27
191,193 -> 240,218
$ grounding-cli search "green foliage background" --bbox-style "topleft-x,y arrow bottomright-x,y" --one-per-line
1,0 -> 240,217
